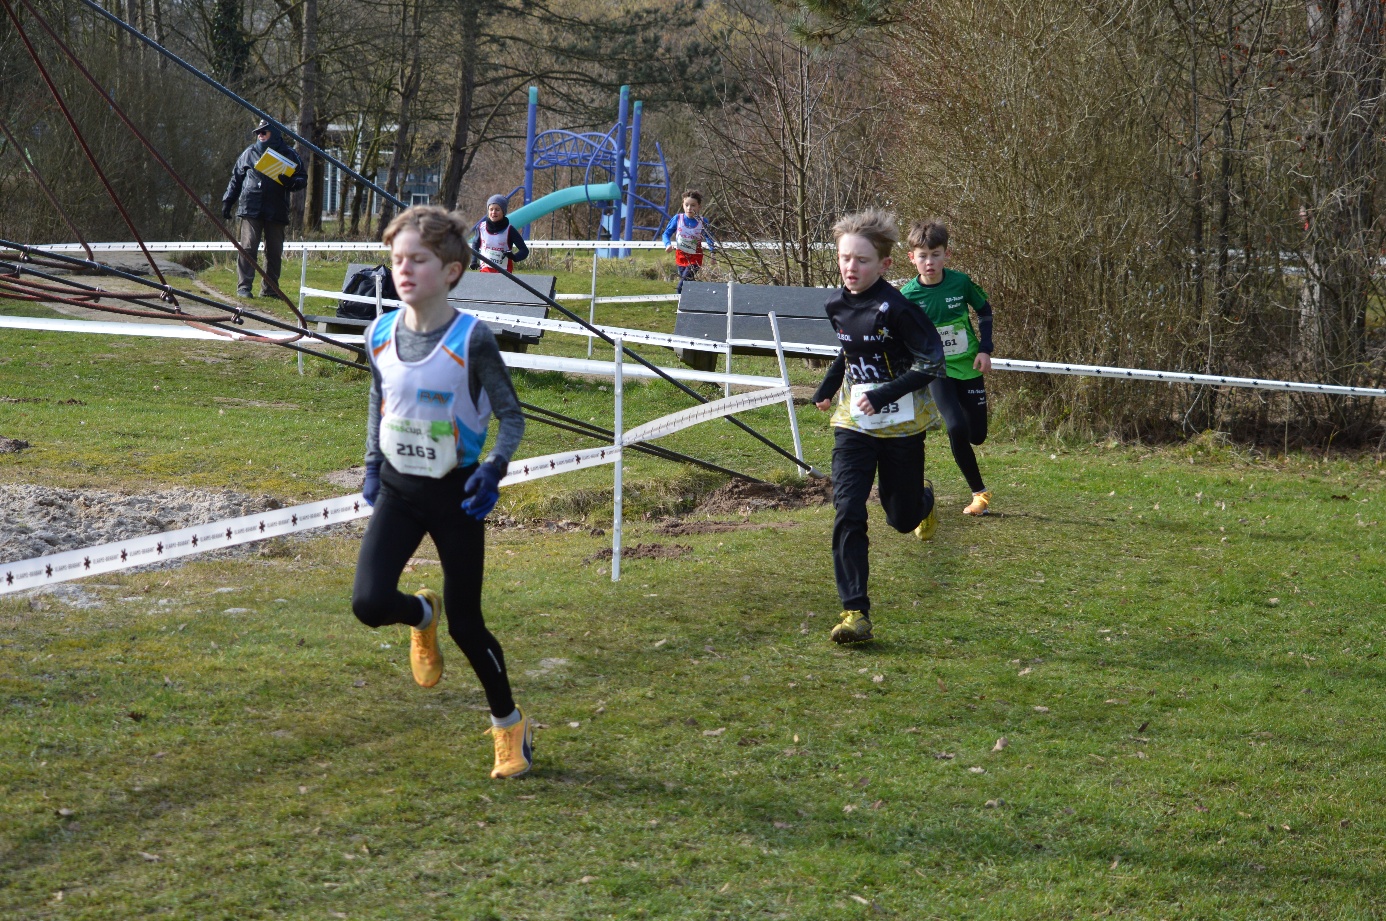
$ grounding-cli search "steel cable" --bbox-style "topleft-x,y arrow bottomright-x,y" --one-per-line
1,0 -> 171,295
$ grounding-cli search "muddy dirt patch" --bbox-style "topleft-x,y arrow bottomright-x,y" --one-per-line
587,543 -> 692,562
692,477 -> 832,516
0,485 -> 286,562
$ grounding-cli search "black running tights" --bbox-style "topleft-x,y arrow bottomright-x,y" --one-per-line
831,428 -> 934,614
928,376 -> 988,493
351,463 -> 515,717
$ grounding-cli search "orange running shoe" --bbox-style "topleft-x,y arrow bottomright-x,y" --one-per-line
484,709 -> 534,778
410,588 -> 444,688
963,490 -> 993,516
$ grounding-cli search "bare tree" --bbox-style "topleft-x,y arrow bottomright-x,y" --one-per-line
379,0 -> 424,229
292,0 -> 318,230
1296,0 -> 1385,402
691,0 -> 886,285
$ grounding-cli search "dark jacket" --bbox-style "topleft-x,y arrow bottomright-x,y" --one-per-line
222,127 -> 307,225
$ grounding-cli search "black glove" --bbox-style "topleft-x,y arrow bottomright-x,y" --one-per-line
222,203 -> 234,221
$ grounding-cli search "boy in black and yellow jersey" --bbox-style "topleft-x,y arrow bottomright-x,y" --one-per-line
812,209 -> 946,644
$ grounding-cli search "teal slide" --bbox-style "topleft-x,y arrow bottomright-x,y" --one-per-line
508,182 -> 621,229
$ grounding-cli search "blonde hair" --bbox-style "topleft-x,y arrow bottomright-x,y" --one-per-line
833,208 -> 898,259
382,205 -> 472,268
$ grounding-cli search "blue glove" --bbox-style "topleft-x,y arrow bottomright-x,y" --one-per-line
461,462 -> 504,520
362,460 -> 381,507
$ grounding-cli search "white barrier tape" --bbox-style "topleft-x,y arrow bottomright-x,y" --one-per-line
24,241 -> 780,253
23,242 -> 389,253
0,493 -> 371,595
12,312 -> 1375,399
0,385 -> 791,591
501,445 -> 620,485
303,286 -> 725,353
501,351 -> 782,387
727,337 -> 839,357
623,386 -> 790,445
592,294 -> 681,304
0,314 -> 777,386
0,314 -> 364,344
992,358 -> 1386,398
551,292 -> 681,303
0,447 -> 617,595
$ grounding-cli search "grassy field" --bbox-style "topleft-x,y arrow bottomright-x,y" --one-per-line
2,264 -> 1385,919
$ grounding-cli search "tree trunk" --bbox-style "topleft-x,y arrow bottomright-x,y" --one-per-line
303,119 -> 325,233
210,0 -> 251,85
149,0 -> 166,71
439,0 -> 480,210
293,0 -> 318,231
381,0 -> 423,229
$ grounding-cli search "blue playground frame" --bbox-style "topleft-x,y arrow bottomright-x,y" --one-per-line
504,85 -> 672,258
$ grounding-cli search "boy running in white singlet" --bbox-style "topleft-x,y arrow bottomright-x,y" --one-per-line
352,206 -> 533,778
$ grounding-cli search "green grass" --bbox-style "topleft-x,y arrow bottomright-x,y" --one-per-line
2,283 -> 1386,918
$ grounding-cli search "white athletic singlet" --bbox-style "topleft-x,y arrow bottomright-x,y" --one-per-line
674,215 -> 706,255
369,309 -> 491,476
477,221 -> 512,272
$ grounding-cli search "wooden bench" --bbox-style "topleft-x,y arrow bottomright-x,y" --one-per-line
672,281 -> 837,371
303,263 -> 554,352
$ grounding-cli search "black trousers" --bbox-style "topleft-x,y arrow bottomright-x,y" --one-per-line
831,427 -> 934,614
929,376 -> 988,493
351,463 -> 515,717
237,218 -> 285,295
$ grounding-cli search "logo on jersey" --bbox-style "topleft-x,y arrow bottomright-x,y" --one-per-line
847,355 -> 888,383
416,389 -> 455,408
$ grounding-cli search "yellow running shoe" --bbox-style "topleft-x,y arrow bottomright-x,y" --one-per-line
914,477 -> 938,541
963,490 -> 993,516
830,610 -> 874,644
484,709 -> 534,778
410,588 -> 444,688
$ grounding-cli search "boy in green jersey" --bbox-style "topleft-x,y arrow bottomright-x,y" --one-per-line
899,220 -> 995,515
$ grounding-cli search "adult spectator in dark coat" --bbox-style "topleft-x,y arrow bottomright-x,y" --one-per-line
222,120 -> 307,298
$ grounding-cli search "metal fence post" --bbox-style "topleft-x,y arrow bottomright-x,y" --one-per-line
768,311 -> 804,474
612,335 -> 624,582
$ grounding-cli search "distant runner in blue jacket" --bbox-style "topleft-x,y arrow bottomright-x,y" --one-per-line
660,190 -> 716,293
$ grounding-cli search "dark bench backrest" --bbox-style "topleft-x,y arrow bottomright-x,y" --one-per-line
676,281 -> 831,319
340,263 -> 552,341
448,271 -> 556,307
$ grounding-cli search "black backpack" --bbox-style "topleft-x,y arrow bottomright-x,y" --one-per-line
337,265 -> 399,320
